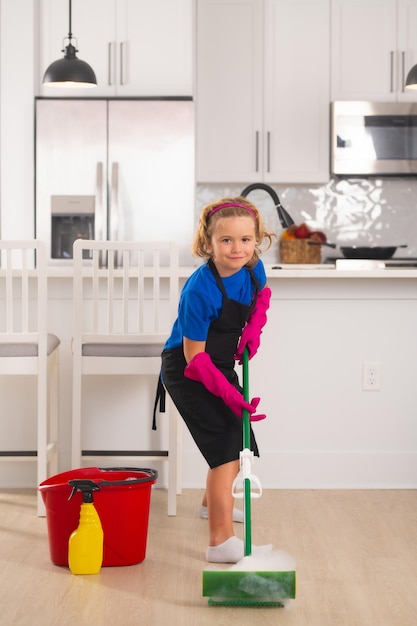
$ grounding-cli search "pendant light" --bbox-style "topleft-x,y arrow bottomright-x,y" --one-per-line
42,0 -> 97,88
405,63 -> 417,90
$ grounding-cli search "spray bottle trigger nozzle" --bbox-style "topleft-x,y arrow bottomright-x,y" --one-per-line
68,479 -> 100,502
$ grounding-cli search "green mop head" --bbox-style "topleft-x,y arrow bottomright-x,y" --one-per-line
203,551 -> 296,607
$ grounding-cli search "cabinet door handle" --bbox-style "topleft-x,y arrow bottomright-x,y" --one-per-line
267,131 -> 271,173
95,162 -> 105,241
255,131 -> 259,172
390,51 -> 394,92
108,42 -> 115,85
110,162 -> 119,241
120,42 -> 127,85
402,51 -> 405,92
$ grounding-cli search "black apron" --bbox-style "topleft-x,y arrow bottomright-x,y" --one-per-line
205,258 -> 258,372
158,261 -> 261,468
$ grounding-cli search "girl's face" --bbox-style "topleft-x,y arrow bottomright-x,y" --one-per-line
207,215 -> 257,276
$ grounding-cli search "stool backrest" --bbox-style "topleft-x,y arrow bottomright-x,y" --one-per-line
0,240 -> 47,348
73,240 -> 179,347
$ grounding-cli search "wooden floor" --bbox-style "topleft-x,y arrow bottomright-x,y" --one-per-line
1,487 -> 417,625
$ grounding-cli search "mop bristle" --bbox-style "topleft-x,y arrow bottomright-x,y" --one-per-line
202,568 -> 296,607
208,598 -> 286,607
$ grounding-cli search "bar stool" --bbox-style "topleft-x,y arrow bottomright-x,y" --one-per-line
0,240 -> 60,516
71,239 -> 182,515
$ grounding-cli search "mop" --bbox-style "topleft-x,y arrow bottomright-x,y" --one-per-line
202,348 -> 296,606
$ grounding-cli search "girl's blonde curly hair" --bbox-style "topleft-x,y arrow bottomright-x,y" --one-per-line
192,196 -> 276,267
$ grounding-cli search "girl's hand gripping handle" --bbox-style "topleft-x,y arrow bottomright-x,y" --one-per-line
235,286 -> 271,364
184,352 -> 266,421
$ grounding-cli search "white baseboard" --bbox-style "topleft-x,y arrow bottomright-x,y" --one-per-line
1,449 -> 416,491
180,449 -> 417,489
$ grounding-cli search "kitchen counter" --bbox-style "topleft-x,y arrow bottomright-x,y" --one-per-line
265,263 -> 417,278
45,263 -> 417,280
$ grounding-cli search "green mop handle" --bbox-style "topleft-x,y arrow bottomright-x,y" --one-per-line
242,347 -> 252,557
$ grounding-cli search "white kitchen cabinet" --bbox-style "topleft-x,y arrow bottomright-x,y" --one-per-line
39,0 -> 192,97
331,0 -> 417,102
264,0 -> 330,183
196,0 -> 330,184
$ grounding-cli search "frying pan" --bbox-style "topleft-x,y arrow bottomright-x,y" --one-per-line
340,244 -> 407,260
309,241 -> 407,260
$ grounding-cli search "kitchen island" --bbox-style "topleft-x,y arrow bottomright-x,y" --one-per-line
2,265 -> 417,491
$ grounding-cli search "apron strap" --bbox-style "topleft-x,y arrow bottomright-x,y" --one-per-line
208,257 -> 260,308
152,374 -> 166,431
208,258 -> 227,297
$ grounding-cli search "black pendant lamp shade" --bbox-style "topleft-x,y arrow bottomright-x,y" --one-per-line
42,0 -> 97,88
405,63 -> 417,90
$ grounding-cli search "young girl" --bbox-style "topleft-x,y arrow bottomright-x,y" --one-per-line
161,197 -> 275,563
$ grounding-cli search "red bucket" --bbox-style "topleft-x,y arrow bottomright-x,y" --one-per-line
39,467 -> 157,567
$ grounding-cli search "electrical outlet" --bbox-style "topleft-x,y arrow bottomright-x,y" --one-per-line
363,361 -> 380,391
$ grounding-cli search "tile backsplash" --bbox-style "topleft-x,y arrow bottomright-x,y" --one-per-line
196,178 -> 417,264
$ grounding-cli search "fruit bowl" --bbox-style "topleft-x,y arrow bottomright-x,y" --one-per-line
279,224 -> 327,264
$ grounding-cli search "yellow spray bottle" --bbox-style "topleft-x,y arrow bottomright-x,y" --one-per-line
68,479 -> 103,575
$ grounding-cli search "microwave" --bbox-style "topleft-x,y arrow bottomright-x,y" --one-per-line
331,101 -> 417,176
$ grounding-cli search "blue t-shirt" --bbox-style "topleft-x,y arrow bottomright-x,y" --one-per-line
164,260 -> 267,349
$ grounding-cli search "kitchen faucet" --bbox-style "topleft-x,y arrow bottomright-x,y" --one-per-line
240,183 -> 295,229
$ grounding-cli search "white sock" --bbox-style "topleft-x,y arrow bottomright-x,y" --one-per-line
200,505 -> 244,523
206,536 -> 273,564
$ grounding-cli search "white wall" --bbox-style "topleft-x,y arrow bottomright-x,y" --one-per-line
0,0 -> 36,239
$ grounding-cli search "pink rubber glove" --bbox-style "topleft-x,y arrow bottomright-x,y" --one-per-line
184,352 -> 266,421
235,287 -> 271,364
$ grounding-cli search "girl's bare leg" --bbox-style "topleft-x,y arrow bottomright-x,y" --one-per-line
206,460 -> 239,546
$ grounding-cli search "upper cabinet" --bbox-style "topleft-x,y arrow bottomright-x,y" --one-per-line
331,0 -> 417,102
38,0 -> 193,97
196,0 -> 330,184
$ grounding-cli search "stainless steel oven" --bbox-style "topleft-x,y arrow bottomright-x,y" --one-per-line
331,101 -> 417,176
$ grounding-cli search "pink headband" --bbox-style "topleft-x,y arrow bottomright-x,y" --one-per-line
207,202 -> 256,220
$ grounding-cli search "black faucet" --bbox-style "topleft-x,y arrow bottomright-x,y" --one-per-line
240,183 -> 295,229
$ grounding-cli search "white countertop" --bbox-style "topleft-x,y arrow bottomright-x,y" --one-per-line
45,262 -> 417,279
263,263 -> 417,278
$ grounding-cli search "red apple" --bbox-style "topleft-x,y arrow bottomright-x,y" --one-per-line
295,223 -> 311,239
286,224 -> 298,237
310,230 -> 327,243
